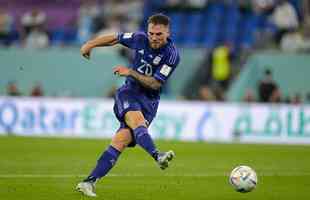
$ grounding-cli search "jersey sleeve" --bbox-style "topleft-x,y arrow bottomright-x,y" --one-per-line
117,32 -> 146,50
153,49 -> 180,84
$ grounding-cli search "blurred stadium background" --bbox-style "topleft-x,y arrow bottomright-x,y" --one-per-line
1,0 -> 310,200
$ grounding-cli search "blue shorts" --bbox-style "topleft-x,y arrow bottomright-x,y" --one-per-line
113,85 -> 159,147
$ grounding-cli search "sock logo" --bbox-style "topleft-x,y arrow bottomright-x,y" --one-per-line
123,101 -> 129,109
110,159 -> 116,166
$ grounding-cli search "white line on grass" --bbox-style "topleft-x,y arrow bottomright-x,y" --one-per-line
1,172 -> 310,178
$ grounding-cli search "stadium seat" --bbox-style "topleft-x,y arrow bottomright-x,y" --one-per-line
167,12 -> 184,44
63,28 -> 78,45
8,30 -> 20,45
237,12 -> 258,49
200,3 -> 224,49
222,4 -> 239,47
50,28 -> 65,45
183,12 -> 204,47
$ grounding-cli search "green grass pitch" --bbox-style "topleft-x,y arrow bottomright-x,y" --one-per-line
0,135 -> 310,200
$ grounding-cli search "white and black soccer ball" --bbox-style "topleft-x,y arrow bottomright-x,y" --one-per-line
229,165 -> 257,193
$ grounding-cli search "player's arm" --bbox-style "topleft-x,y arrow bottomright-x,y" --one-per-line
113,66 -> 162,90
80,34 -> 118,59
129,69 -> 162,90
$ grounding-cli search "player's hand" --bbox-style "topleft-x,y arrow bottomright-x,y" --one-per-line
113,66 -> 131,77
80,43 -> 92,59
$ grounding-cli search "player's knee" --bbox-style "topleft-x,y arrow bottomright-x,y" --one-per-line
125,111 -> 146,129
111,130 -> 132,151
111,136 -> 130,152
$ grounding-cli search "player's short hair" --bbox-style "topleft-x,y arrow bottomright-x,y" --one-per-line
147,13 -> 170,26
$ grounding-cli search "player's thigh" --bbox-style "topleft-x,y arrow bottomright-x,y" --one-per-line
113,86 -> 141,121
124,111 -> 147,129
111,128 -> 133,152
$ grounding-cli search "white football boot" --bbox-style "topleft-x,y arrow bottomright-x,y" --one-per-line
157,150 -> 175,170
76,181 -> 97,197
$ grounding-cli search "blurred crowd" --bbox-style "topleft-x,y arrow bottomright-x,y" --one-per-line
6,81 -> 44,97
0,0 -> 308,50
242,69 -> 308,104
195,68 -> 309,105
179,0 -> 310,104
0,0 -> 143,48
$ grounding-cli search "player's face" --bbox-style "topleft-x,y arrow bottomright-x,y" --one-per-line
147,23 -> 170,49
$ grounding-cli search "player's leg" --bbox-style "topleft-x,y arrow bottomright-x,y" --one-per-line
113,86 -> 174,169
84,128 -> 132,181
76,128 -> 132,196
125,111 -> 159,159
124,111 -> 175,169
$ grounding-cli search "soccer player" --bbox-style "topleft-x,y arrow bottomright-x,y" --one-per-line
76,13 -> 180,197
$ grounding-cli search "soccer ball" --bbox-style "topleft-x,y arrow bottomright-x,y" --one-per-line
229,165 -> 257,193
